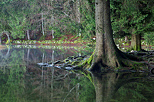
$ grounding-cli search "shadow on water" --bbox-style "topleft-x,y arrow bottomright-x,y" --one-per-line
0,46 -> 153,102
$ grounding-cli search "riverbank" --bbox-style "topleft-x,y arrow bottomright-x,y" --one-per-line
1,34 -> 154,51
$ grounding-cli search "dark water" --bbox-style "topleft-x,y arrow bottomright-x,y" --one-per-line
0,45 -> 153,102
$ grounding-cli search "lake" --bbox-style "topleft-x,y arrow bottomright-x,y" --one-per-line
0,45 -> 153,102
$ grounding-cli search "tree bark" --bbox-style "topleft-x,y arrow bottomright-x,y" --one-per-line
90,0 -> 141,71
131,33 -> 141,51
41,13 -> 45,36
75,0 -> 81,37
91,0 -> 122,70
27,30 -> 30,40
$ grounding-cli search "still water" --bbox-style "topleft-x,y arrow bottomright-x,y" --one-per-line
0,45 -> 153,102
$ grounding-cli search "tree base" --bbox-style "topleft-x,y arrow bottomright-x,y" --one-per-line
89,50 -> 154,73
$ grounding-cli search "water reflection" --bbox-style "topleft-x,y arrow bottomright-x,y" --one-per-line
0,46 -> 94,102
92,71 -> 154,102
0,46 -> 153,102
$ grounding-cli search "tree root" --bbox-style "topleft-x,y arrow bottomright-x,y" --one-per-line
88,50 -> 153,72
37,50 -> 154,73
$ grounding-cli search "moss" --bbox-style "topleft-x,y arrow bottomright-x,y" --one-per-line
78,59 -> 88,68
81,70 -> 94,84
77,51 -> 95,69
87,54 -> 94,65
131,62 -> 146,70
71,61 -> 80,65
132,45 -> 141,51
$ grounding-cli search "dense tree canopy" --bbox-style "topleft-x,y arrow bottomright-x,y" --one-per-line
0,0 -> 153,45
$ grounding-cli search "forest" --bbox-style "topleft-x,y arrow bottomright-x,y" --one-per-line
0,0 -> 153,44
0,1 -> 154,102
0,0 -> 154,71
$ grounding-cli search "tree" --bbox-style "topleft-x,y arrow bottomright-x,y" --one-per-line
111,0 -> 154,51
90,0 -> 141,71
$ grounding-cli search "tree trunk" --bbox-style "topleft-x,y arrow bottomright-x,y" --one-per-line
51,15 -> 55,39
76,0 -> 81,37
131,33 -> 141,51
91,0 -> 121,70
27,30 -> 30,40
91,0 -> 140,71
42,13 -> 45,36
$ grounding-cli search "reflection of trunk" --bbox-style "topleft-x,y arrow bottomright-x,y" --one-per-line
5,45 -> 10,58
92,72 -> 148,102
93,73 -> 117,102
27,48 -> 30,65
76,75 -> 80,100
52,50 -> 54,63
42,53 -> 45,63
42,53 -> 45,84
51,50 -> 54,99
131,33 -> 141,51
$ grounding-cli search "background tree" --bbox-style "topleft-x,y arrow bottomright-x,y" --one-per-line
111,0 -> 154,51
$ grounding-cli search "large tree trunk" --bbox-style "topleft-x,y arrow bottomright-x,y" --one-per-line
91,0 -> 121,70
91,0 -> 141,71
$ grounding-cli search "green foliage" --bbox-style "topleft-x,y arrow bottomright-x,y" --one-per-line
0,50 -> 26,102
80,0 -> 95,39
143,32 -> 154,45
111,0 -> 154,39
71,76 -> 96,102
9,17 -> 26,39
113,81 -> 154,102
0,0 -> 153,43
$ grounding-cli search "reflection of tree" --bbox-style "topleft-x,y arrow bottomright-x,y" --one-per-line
0,45 -> 10,60
25,65 -> 80,102
0,46 -> 95,102
92,72 -> 154,102
0,50 -> 26,102
113,77 -> 154,102
71,76 -> 96,102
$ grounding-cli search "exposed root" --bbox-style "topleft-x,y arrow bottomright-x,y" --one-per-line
37,50 -> 154,73
88,50 -> 153,72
